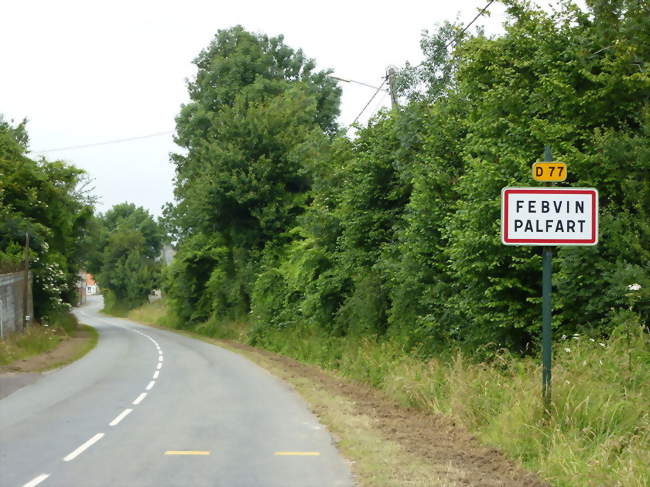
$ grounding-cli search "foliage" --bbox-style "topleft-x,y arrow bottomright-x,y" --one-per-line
0,116 -> 95,319
163,2 -> 649,354
90,203 -> 162,311
145,4 -> 650,483
163,26 -> 341,324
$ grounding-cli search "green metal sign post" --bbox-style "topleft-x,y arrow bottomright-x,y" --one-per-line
542,145 -> 553,411
501,145 -> 599,412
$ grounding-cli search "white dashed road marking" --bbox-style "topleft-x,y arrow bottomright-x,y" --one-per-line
109,408 -> 133,427
22,320 -> 165,486
63,433 -> 104,462
133,392 -> 147,405
21,473 -> 50,487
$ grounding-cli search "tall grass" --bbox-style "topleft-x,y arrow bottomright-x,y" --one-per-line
126,300 -> 169,325
0,312 -> 79,365
255,326 -> 649,487
129,299 -> 649,486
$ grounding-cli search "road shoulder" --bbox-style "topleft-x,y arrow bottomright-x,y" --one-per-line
0,325 -> 98,399
219,339 -> 549,487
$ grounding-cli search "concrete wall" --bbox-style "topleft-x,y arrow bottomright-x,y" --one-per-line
0,271 -> 33,339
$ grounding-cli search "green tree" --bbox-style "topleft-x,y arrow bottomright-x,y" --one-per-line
0,116 -> 95,319
247,0 -> 650,353
165,26 -> 341,323
93,203 -> 162,312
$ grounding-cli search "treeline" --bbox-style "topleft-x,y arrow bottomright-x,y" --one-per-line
163,0 -> 649,355
0,117 -> 94,321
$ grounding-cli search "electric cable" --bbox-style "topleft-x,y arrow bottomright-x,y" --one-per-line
330,76 -> 385,91
350,78 -> 388,126
412,0 -> 495,70
31,131 -> 173,154
349,0 -> 494,127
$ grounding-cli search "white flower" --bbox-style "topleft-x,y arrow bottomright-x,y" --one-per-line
628,283 -> 641,291
564,347 -> 571,353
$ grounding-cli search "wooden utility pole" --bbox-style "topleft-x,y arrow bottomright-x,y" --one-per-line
23,232 -> 29,330
386,66 -> 399,109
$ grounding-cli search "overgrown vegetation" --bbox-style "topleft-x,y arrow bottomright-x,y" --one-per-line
164,1 -> 649,353
253,322 -> 649,487
0,116 -> 94,321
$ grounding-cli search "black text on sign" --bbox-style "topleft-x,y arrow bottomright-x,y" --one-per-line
531,162 -> 567,182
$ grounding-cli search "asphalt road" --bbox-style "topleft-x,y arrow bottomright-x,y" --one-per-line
0,296 -> 353,487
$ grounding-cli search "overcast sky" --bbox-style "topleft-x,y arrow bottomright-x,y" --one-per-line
1,0 -> 509,218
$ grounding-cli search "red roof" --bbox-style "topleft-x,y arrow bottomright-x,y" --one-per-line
85,273 -> 96,286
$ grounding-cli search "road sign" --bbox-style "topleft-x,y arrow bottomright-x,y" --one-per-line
532,162 -> 567,181
501,187 -> 598,245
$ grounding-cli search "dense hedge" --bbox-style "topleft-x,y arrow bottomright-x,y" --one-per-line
165,1 -> 649,355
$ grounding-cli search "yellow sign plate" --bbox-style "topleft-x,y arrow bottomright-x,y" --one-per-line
532,162 -> 567,181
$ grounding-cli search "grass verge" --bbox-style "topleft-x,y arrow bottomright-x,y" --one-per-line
38,325 -> 99,372
0,313 -> 98,371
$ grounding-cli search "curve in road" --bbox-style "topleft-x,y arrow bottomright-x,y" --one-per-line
0,295 -> 353,487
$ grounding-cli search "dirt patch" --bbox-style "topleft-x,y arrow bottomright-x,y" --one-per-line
222,339 -> 549,487
0,326 -> 97,399
0,327 -> 95,374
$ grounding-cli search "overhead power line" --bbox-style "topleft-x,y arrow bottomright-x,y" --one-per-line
350,78 -> 388,126
330,76 -> 386,91
413,0 -> 496,69
32,131 -> 174,154
350,0 -> 495,127
447,0 -> 495,49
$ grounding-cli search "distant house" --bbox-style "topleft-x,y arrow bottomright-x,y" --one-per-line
78,271 -> 98,303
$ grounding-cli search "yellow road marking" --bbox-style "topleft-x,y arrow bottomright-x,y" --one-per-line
274,452 -> 320,456
164,451 -> 211,455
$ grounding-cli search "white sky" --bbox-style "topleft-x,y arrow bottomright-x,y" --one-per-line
1,0 -> 509,218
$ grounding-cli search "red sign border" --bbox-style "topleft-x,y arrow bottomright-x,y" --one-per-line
501,187 -> 599,246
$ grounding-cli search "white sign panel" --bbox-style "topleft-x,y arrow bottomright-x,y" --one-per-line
501,187 -> 598,246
